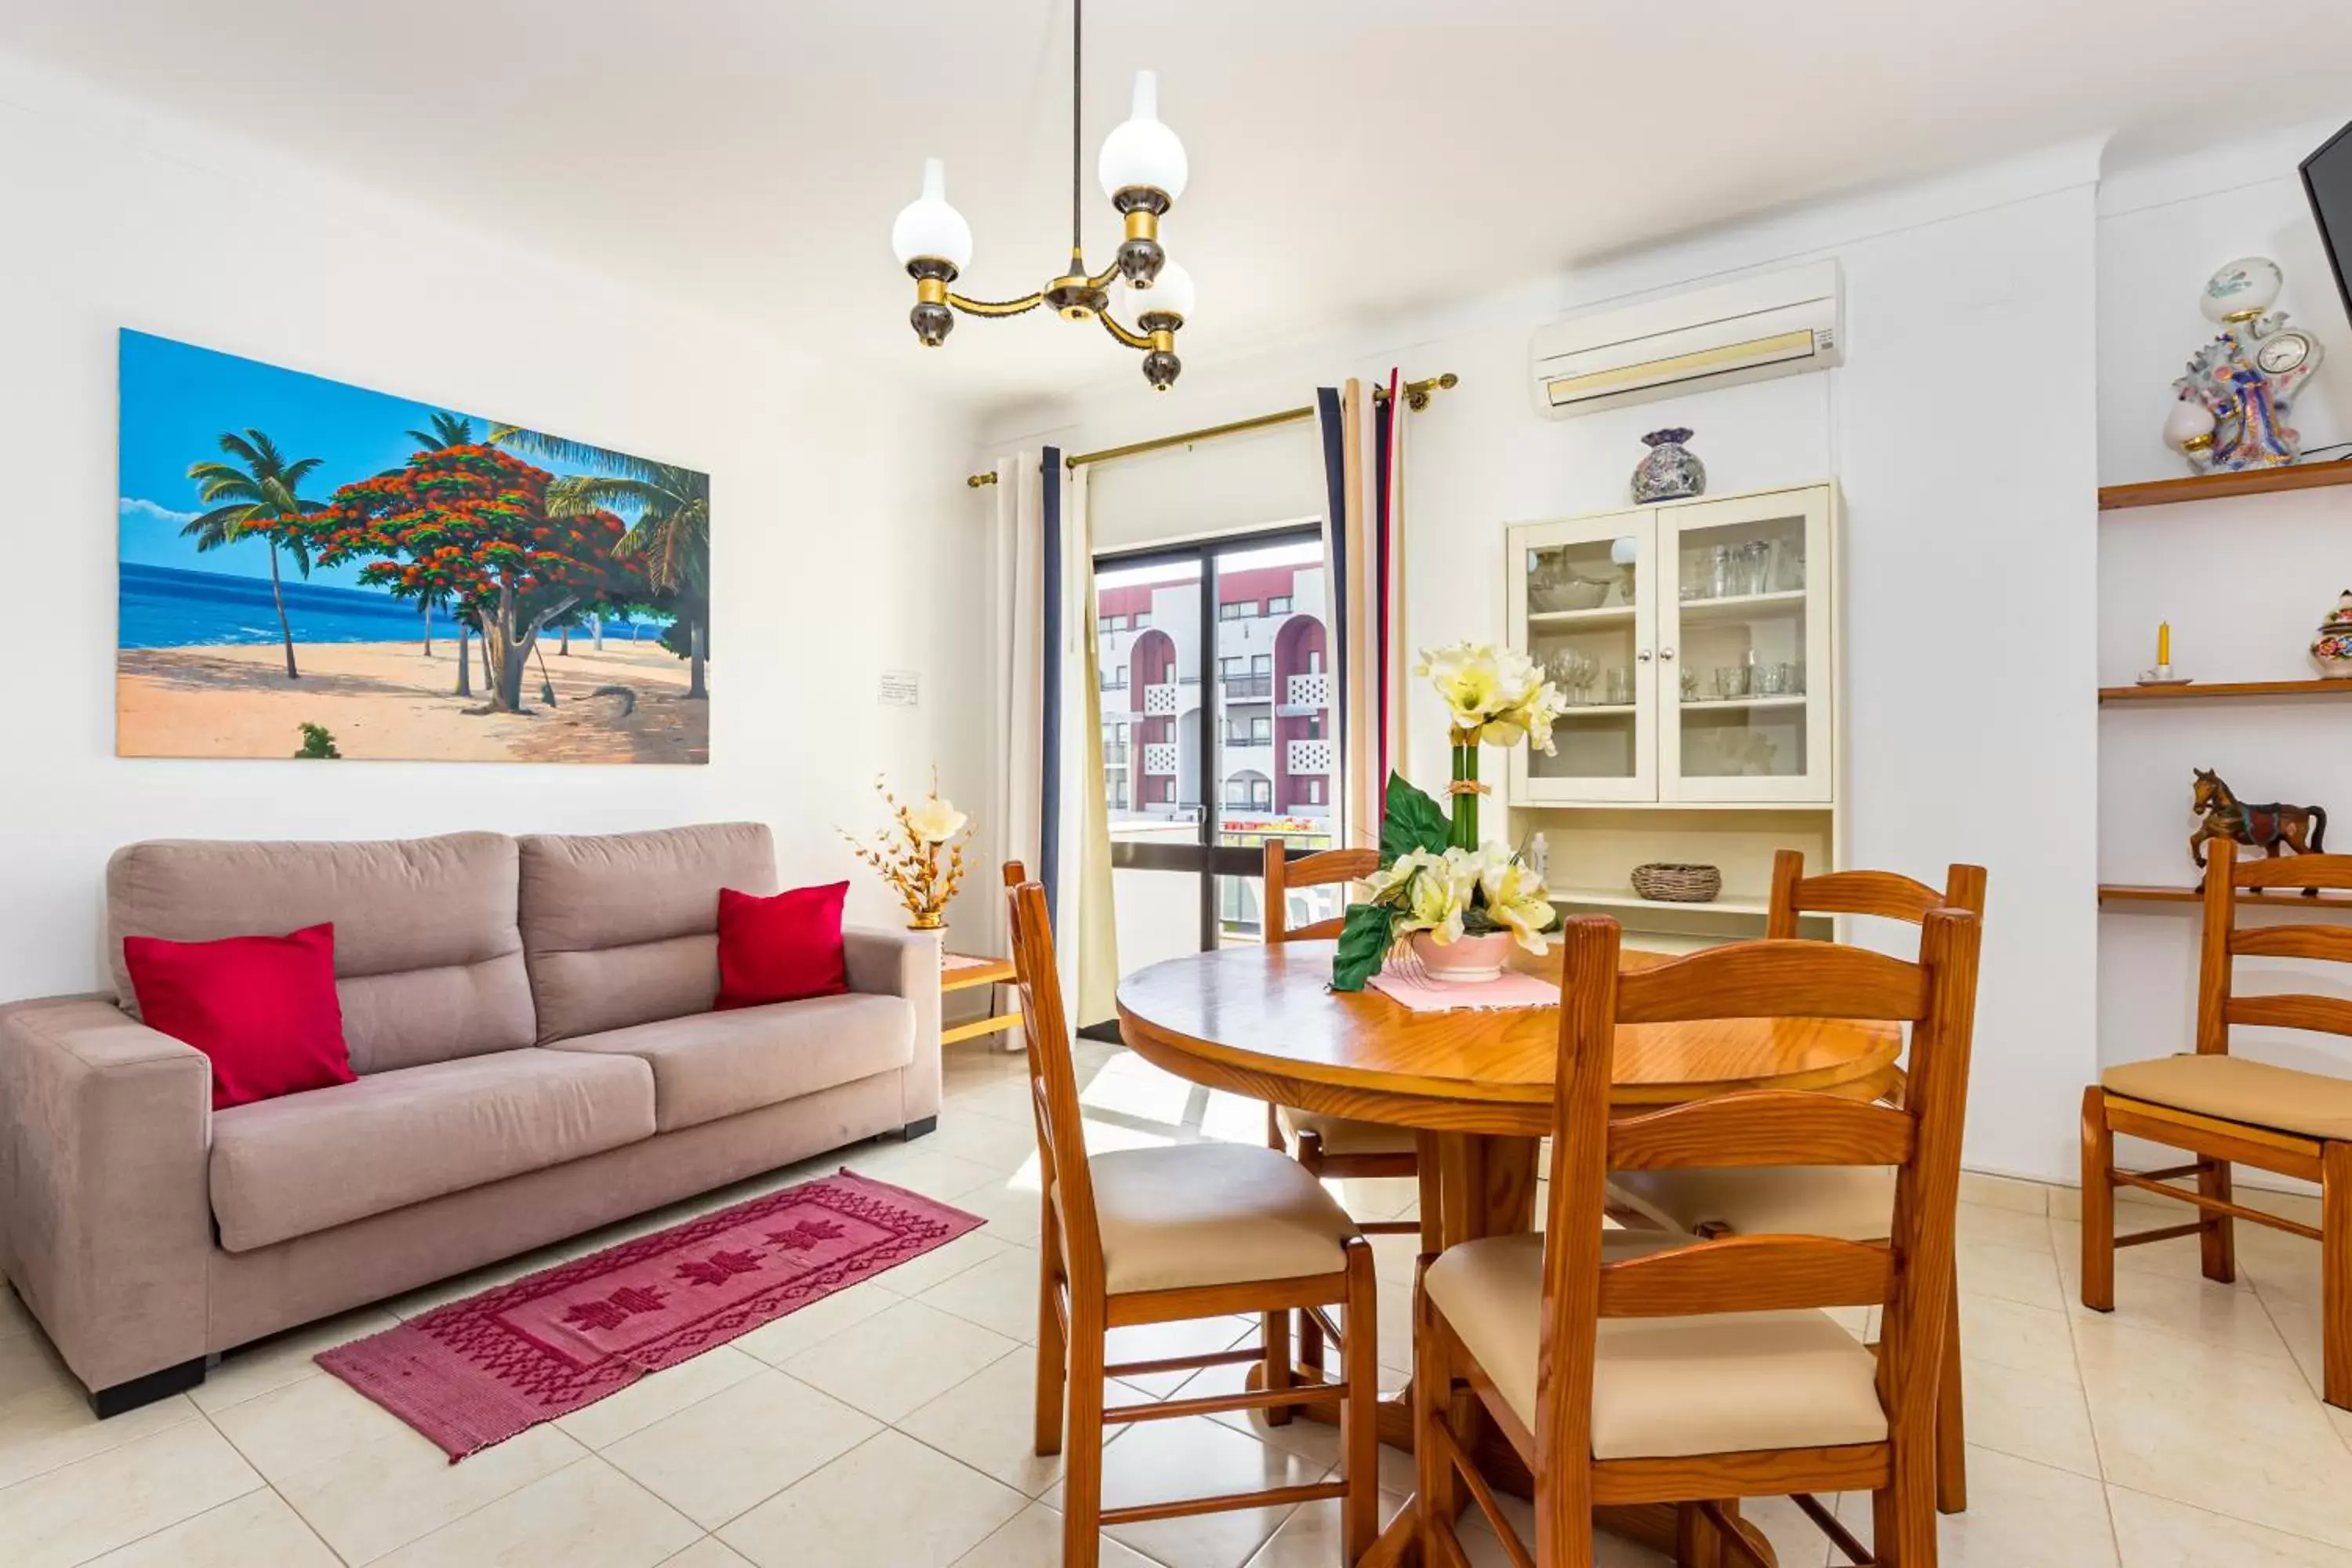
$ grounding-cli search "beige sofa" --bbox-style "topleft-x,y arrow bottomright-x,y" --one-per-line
0,822 -> 940,1415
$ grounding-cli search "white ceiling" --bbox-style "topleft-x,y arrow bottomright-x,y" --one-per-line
9,1 -> 2352,408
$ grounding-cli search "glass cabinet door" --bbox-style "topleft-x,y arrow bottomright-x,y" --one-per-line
1657,488 -> 1833,803
1508,513 -> 1657,804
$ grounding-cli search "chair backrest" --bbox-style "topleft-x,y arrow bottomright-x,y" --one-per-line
1537,913 -> 1982,1485
1765,848 -> 1986,940
2196,840 -> 2352,1054
1262,841 -> 1382,943
1001,861 -> 1106,1301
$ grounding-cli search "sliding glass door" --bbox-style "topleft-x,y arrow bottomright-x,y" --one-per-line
1096,528 -> 1338,970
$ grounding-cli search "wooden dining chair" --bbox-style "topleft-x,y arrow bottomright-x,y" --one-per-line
1414,909 -> 1983,1568
1002,863 -> 1382,1566
1612,848 -> 1985,1515
2084,838 -> 2352,1409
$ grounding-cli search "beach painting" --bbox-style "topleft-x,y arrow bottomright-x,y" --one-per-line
118,330 -> 710,764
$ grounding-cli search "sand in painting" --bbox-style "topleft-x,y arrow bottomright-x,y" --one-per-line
118,637 -> 706,764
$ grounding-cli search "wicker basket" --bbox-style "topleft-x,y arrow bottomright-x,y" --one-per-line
1630,862 -> 1722,903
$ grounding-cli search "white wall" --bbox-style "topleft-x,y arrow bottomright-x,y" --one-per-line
0,50 -> 988,1000
2097,121 -> 2352,1106
985,144 -> 2107,1181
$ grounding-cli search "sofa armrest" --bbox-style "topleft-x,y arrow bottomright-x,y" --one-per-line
840,926 -> 942,1126
0,996 -> 212,1393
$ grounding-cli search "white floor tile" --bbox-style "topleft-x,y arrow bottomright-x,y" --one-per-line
949,1500 -> 1159,1567
718,1428 -> 1025,1567
191,1306 -> 401,1414
272,1417 -> 586,1563
0,1382 -> 198,1491
918,1245 -> 1050,1342
1057,1414 -> 1330,1568
782,1299 -> 1022,1423
373,1455 -> 701,1568
80,1487 -> 339,1568
0,1417 -> 263,1568
601,1369 -> 880,1530
2109,1483 -> 2352,1566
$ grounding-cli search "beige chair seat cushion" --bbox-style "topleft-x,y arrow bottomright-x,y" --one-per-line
2103,1054 -> 2352,1142
1611,1166 -> 1896,1243
547,993 -> 914,1132
210,1050 -> 655,1252
1424,1232 -> 1886,1461
1089,1143 -> 1359,1295
1276,1104 -> 1419,1158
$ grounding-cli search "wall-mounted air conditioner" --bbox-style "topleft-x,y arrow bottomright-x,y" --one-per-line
1530,260 -> 1844,418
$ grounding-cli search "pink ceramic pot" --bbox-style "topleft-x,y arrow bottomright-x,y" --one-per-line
1409,930 -> 1514,984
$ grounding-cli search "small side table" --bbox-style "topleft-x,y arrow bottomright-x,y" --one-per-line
940,953 -> 1022,1049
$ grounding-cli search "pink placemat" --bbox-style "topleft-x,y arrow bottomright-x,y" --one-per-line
1367,965 -> 1556,1012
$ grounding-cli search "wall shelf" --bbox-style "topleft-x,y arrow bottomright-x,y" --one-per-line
2098,678 -> 2352,704
2100,883 -> 2352,910
2099,461 -> 2352,512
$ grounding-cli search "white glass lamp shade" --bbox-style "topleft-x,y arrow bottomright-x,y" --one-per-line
2201,256 -> 2283,322
1097,70 -> 1189,202
2163,396 -> 2218,449
1610,535 -> 1639,566
890,158 -> 973,271
1131,260 -> 1194,325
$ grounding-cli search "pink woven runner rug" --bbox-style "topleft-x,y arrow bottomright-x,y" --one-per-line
318,1169 -> 982,1460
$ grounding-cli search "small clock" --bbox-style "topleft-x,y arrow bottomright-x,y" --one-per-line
2256,328 -> 2323,376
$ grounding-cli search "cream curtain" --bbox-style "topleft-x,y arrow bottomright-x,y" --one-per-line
989,450 -> 1118,1026
1316,374 -> 1409,851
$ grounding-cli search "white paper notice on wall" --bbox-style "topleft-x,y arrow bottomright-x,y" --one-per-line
878,670 -> 921,708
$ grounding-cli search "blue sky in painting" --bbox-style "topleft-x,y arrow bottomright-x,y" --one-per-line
117,329 -> 616,593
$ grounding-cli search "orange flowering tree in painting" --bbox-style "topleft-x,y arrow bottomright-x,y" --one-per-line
296,444 -> 641,713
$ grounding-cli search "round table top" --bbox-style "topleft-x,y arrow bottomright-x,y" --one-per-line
1115,939 -> 1904,1138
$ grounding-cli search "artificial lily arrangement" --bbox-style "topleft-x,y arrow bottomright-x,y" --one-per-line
843,771 -> 971,931
1330,641 -> 1566,991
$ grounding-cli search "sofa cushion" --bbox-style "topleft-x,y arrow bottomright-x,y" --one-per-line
519,824 -> 778,1043
545,993 -> 915,1133
209,1050 -> 655,1251
123,922 -> 355,1110
717,883 -> 849,1010
108,833 -> 533,1074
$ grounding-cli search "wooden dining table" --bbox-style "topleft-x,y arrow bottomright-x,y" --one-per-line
1114,938 -> 1905,1568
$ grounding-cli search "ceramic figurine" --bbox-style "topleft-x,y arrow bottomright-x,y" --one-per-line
2190,768 -> 2328,883
2165,257 -> 2326,474
1631,428 -> 1705,503
2313,590 -> 2352,679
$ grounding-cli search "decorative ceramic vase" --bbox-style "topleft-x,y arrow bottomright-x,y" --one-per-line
1409,930 -> 1513,984
2313,590 -> 2352,679
1632,429 -> 1705,504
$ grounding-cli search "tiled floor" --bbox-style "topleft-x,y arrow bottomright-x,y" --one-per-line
5,1038 -> 2352,1566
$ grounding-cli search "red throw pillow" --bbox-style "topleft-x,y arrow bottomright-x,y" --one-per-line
717,883 -> 850,1009
122,923 -> 356,1112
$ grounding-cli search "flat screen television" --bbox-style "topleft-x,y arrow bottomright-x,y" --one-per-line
2302,120 -> 2352,328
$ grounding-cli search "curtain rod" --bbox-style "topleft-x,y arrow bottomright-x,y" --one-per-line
963,372 -> 1457,487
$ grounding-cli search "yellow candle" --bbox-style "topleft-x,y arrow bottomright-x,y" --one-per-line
2158,621 -> 2171,666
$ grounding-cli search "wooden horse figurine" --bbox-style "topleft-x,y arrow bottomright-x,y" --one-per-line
2191,768 -> 2328,889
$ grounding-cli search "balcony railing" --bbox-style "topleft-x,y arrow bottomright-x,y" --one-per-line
1222,673 -> 1273,699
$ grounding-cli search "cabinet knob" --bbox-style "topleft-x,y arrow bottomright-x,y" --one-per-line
1661,647 -> 1676,660
1637,649 -> 1653,663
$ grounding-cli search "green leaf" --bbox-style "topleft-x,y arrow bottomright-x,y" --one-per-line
1330,902 -> 1403,992
1379,771 -> 1452,864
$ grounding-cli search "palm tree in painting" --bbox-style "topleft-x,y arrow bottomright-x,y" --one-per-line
515,433 -> 710,701
183,430 -> 324,680
405,411 -> 478,451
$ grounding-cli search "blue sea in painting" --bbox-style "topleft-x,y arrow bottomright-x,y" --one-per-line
121,563 -> 673,651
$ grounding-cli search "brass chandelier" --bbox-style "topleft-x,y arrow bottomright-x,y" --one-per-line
889,0 -> 1193,390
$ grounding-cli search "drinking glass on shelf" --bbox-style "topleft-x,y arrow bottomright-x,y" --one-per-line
1605,667 -> 1632,706
1710,545 -> 1734,601
1776,546 -> 1807,593
1713,666 -> 1749,700
1740,540 -> 1772,596
1755,662 -> 1787,696
1680,669 -> 1699,701
1787,659 -> 1806,694
1681,548 -> 1707,600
